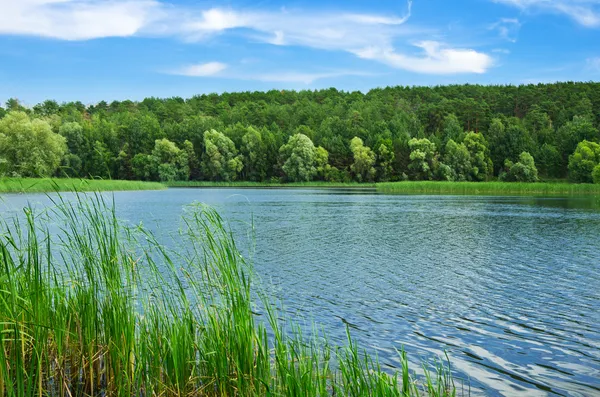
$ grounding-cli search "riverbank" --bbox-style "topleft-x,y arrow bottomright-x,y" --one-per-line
0,196 -> 454,396
0,178 -> 166,193
377,181 -> 600,195
165,180 -> 376,188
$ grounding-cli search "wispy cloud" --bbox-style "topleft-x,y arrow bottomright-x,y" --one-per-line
0,0 -> 494,75
352,41 -> 493,74
493,0 -> 600,27
170,62 -> 228,77
167,64 -> 372,84
489,18 -> 520,42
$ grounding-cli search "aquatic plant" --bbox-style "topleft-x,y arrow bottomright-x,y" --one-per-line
0,193 -> 455,396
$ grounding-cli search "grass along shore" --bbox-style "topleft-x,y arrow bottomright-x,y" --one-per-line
5,178 -> 599,197
165,180 -> 376,188
0,178 -> 166,193
0,194 -> 456,396
377,181 -> 600,195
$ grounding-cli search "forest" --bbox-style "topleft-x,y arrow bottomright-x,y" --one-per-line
1,81 -> 600,184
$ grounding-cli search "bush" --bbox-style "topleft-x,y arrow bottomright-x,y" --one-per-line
593,164 -> 600,184
568,140 -> 600,183
499,152 -> 538,182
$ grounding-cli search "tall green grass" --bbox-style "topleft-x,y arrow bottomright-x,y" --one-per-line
0,178 -> 166,193
377,181 -> 600,196
165,181 -> 376,188
0,193 -> 456,396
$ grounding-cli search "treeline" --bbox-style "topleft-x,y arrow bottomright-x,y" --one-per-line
1,82 -> 600,183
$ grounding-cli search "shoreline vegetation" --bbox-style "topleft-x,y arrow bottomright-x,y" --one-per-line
0,177 -> 165,193
2,177 -> 600,196
2,83 -> 600,191
165,180 -> 376,188
0,195 -> 457,396
376,181 -> 600,195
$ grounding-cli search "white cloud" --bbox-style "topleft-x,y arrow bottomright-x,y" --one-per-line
0,0 -> 161,40
0,0 -> 493,75
493,0 -> 600,27
174,3 -> 491,74
489,18 -> 521,42
170,62 -> 228,77
175,6 -> 414,51
352,41 -> 494,74
166,65 -> 371,84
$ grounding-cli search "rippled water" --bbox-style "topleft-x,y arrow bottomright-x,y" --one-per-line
2,188 -> 600,396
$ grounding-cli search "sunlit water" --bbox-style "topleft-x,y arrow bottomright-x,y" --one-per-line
1,188 -> 599,396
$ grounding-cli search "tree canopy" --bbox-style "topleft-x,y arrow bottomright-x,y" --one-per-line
1,82 -> 600,183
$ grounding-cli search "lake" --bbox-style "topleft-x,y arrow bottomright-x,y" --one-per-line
1,188 -> 599,396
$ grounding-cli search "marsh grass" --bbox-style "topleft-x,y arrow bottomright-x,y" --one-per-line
165,181 -> 376,189
0,193 -> 456,396
377,181 -> 600,196
0,178 -> 166,193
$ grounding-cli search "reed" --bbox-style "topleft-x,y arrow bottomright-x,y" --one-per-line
0,193 -> 456,396
377,181 -> 600,196
0,178 -> 166,193
165,181 -> 376,188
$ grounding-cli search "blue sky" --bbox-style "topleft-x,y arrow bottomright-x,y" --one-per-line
1,0 -> 599,105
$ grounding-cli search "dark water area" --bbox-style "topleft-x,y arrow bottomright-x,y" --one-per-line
1,188 -> 599,396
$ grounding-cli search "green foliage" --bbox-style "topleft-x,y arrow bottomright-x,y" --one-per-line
241,126 -> 267,181
0,178 -> 165,193
0,111 -> 66,177
350,137 -> 376,182
4,81 -> 600,184
557,116 -> 599,167
463,132 -> 492,181
314,146 -> 330,181
536,143 -> 562,178
500,152 -> 539,182
593,164 -> 600,184
279,133 -> 317,182
151,138 -> 190,182
202,129 -> 243,181
0,196 -> 455,396
441,114 -> 464,145
568,140 -> 600,183
444,139 -> 472,181
376,141 -> 395,182
408,138 -> 437,180
89,140 -> 112,178
377,181 -> 600,195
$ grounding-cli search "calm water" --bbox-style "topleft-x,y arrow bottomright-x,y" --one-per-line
2,188 -> 600,396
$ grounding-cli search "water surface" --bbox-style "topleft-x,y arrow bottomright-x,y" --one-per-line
1,188 -> 599,396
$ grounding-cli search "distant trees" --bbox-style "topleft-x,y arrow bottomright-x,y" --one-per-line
350,137 -> 376,182
241,127 -> 267,181
279,133 -> 316,182
0,112 -> 66,177
500,152 -> 539,182
463,132 -> 492,181
444,140 -> 471,181
3,81 -> 600,183
568,141 -> 600,183
408,138 -> 437,180
202,130 -> 243,181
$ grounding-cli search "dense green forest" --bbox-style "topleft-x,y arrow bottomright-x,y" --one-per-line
1,82 -> 600,184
